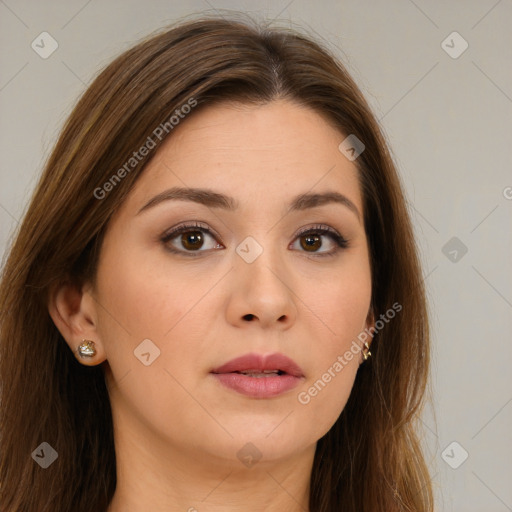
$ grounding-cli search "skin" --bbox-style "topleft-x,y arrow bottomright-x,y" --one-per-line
49,99 -> 373,512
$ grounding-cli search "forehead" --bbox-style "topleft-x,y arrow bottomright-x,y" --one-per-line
123,99 -> 363,215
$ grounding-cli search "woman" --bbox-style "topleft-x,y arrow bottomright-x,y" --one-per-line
0,15 -> 433,512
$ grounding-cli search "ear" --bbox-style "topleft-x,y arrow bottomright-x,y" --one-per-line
48,279 -> 106,366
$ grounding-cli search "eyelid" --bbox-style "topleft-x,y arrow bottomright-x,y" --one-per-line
293,223 -> 344,241
161,221 -> 223,243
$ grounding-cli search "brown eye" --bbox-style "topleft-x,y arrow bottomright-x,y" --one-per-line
291,225 -> 349,257
300,234 -> 322,252
161,223 -> 223,255
162,223 -> 347,258
180,231 -> 204,251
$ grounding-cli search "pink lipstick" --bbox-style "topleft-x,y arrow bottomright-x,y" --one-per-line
210,352 -> 304,398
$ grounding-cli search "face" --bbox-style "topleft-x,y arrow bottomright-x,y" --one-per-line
91,99 -> 372,467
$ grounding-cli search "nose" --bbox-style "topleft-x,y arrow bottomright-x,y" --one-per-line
224,243 -> 298,330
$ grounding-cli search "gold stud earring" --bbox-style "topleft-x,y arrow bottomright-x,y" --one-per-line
77,339 -> 96,358
362,341 -> 372,361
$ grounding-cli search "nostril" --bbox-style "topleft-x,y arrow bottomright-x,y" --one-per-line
243,314 -> 255,321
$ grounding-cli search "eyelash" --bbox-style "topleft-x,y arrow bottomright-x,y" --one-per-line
160,222 -> 349,258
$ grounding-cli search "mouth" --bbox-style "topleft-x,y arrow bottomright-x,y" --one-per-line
229,369 -> 287,377
210,352 -> 304,398
211,352 -> 304,377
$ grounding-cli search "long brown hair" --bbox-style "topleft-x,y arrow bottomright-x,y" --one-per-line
0,14 -> 433,511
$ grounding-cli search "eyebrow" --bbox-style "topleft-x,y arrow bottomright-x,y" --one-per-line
137,186 -> 361,221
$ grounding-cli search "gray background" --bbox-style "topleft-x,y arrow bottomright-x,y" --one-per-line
1,1 -> 511,510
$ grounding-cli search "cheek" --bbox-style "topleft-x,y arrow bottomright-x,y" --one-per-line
95,246 -> 200,342
296,358 -> 359,442
310,261 -> 372,346
293,265 -> 371,431
95,250 -> 210,440
94,246 -> 219,397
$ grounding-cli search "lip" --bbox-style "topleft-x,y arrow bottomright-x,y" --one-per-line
210,352 -> 304,398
